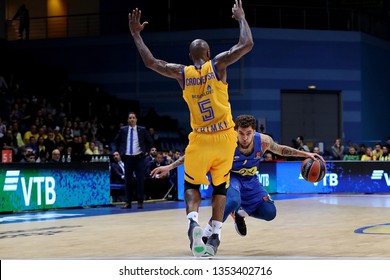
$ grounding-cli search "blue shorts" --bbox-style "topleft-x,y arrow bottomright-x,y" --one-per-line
229,174 -> 269,215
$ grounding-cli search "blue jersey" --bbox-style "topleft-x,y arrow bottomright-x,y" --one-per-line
231,132 -> 263,178
230,132 -> 269,215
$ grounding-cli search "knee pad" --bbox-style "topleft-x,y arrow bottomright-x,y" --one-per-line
184,181 -> 200,191
212,182 -> 227,196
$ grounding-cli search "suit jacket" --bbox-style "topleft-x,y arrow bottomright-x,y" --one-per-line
110,161 -> 125,184
115,125 -> 153,157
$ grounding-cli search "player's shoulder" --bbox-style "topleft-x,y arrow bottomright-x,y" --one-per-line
259,133 -> 273,143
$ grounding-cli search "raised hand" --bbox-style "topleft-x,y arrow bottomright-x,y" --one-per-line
129,8 -> 148,35
231,0 -> 245,21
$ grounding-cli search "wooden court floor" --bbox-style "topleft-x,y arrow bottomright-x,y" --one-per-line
1,194 -> 390,259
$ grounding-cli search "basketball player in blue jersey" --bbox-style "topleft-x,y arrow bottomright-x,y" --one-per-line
129,0 -> 253,257
151,115 -> 325,252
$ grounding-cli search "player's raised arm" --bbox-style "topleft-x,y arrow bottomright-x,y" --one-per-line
213,0 -> 254,81
261,134 -> 325,162
129,8 -> 184,84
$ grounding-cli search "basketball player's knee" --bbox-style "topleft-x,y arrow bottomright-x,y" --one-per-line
226,187 -> 240,208
184,181 -> 200,191
263,202 -> 277,221
212,182 -> 227,196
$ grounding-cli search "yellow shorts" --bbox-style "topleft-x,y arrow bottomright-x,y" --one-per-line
184,127 -> 237,186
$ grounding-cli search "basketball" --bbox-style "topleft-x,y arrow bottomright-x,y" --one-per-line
300,158 -> 326,182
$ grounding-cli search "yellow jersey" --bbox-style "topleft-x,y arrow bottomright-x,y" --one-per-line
182,60 -> 235,133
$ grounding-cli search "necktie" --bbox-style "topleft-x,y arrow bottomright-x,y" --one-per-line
119,161 -> 124,173
130,127 -> 134,155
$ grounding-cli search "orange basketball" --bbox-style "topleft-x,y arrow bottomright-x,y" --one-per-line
300,158 -> 326,183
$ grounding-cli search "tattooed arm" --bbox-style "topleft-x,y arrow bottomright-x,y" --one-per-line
150,155 -> 185,178
261,134 -> 325,162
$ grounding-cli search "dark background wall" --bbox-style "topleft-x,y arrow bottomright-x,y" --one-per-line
6,27 -> 390,147
2,0 -> 390,149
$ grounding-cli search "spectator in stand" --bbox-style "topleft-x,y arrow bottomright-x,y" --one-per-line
81,134 -> 90,151
102,144 -> 111,155
53,126 -> 65,141
357,144 -> 366,157
72,121 -> 81,137
62,119 -> 73,135
54,134 -> 66,153
11,120 -> 24,148
145,146 -> 158,166
262,151 -> 274,162
144,152 -> 171,199
64,146 -> 73,162
9,103 -> 23,122
343,146 -> 360,160
331,138 -> 345,160
0,117 -> 6,140
34,109 -> 45,128
312,146 -> 324,156
19,147 -> 36,163
373,143 -> 383,160
378,145 -> 390,161
162,150 -> 173,165
44,129 -> 57,154
45,113 -> 56,130
37,126 -> 47,140
25,136 -> 38,154
111,151 -> 125,183
12,4 -> 30,40
110,151 -> 126,202
70,136 -> 85,157
82,121 -> 94,140
23,124 -> 39,145
1,129 -> 18,157
63,127 -> 74,144
361,146 -> 376,161
37,135 -> 46,154
37,150 -> 49,163
295,136 -> 310,152
49,149 -> 61,163
84,141 -> 100,155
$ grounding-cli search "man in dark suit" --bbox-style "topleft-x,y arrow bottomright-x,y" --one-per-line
110,151 -> 126,202
115,112 -> 153,209
111,151 -> 125,184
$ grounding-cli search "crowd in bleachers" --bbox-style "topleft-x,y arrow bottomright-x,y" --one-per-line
0,71 -> 187,163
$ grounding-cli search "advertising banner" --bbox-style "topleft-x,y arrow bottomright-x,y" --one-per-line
274,161 -> 390,193
0,162 -> 110,212
176,161 -> 390,199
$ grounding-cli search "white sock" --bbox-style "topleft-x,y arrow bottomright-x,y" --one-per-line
187,211 -> 199,223
212,220 -> 223,236
202,224 -> 213,237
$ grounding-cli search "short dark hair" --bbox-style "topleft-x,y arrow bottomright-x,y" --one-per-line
235,115 -> 256,130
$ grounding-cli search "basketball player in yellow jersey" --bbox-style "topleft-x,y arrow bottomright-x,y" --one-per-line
129,0 -> 253,257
